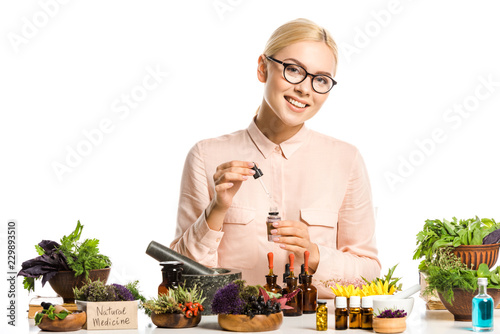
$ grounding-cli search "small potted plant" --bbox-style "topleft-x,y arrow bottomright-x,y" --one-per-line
74,280 -> 143,330
372,308 -> 407,333
18,221 -> 111,304
142,285 -> 205,328
212,280 -> 298,332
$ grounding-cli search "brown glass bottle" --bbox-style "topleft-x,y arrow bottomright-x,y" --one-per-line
282,276 -> 303,316
349,296 -> 361,329
158,261 -> 183,295
266,208 -> 281,242
335,296 -> 348,330
264,275 -> 283,295
299,274 -> 317,314
361,296 -> 373,330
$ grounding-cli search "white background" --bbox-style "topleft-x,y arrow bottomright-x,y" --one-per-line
1,0 -> 500,320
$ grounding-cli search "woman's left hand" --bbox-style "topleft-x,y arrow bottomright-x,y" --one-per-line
271,220 -> 320,273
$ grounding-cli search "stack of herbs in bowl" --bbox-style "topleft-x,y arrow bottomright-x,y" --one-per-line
211,280 -> 299,332
423,248 -> 500,321
73,280 -> 145,330
142,284 -> 205,328
18,221 -> 111,305
414,216 -> 500,319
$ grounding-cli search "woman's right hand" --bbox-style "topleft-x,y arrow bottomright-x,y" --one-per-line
212,160 -> 256,211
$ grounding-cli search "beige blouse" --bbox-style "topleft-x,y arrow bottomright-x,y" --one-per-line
171,118 -> 380,298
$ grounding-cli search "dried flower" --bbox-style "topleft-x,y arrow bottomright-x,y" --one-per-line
73,280 -> 136,302
112,284 -> 135,301
211,283 -> 245,315
375,308 -> 407,318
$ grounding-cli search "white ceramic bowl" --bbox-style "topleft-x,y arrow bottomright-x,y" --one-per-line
371,295 -> 414,317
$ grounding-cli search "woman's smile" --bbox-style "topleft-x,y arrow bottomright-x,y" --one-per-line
285,95 -> 309,111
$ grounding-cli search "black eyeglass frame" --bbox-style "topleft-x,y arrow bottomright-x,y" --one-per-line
265,55 -> 337,94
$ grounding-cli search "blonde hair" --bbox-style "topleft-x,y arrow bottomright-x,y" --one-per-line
263,18 -> 338,74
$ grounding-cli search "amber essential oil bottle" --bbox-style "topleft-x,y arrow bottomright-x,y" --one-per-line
299,251 -> 317,314
282,254 -> 303,316
361,296 -> 373,330
158,261 -> 183,295
349,295 -> 361,329
335,296 -> 348,330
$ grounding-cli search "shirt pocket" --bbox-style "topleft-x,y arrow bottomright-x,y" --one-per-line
300,208 -> 338,248
219,205 -> 257,269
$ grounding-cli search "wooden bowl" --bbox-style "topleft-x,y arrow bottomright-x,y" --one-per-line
438,288 -> 500,321
48,268 -> 110,304
218,312 -> 283,332
452,243 -> 500,269
372,317 -> 406,333
37,311 -> 86,332
151,312 -> 201,328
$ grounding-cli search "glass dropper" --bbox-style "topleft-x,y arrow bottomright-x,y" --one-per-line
252,163 -> 272,199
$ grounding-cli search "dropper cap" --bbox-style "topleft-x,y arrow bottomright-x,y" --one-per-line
267,252 -> 274,276
251,163 -> 264,179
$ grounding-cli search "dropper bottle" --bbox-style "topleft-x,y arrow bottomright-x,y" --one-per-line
299,251 -> 317,314
264,252 -> 282,294
282,254 -> 303,316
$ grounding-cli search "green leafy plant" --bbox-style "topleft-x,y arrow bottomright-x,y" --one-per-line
57,221 -> 111,277
18,221 -> 111,292
34,305 -> 70,325
414,216 -> 500,271
423,248 -> 477,304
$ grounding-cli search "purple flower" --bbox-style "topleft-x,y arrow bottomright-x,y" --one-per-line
112,284 -> 135,301
376,309 -> 407,318
212,283 -> 245,314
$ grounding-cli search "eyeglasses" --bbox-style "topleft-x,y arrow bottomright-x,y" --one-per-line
265,55 -> 337,94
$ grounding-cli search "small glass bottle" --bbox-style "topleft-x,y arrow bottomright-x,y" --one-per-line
316,300 -> 328,331
158,261 -> 183,295
282,276 -> 303,316
300,274 -> 317,314
472,277 -> 494,332
335,296 -> 348,330
266,207 -> 281,242
264,275 -> 283,295
361,296 -> 373,330
349,295 -> 361,329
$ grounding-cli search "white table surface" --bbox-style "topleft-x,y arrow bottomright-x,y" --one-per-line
14,297 -> 500,334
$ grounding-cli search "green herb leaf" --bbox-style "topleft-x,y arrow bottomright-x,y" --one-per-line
477,263 -> 490,278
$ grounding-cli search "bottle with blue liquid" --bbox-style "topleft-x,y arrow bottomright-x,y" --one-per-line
472,277 -> 493,332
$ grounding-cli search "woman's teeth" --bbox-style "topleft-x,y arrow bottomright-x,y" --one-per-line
287,97 -> 306,108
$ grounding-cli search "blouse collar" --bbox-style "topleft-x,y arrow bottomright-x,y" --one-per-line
246,117 -> 311,159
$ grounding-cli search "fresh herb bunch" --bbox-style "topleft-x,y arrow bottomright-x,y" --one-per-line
57,221 -> 111,277
375,308 -> 407,318
414,216 -> 500,270
423,248 -> 476,304
18,221 -> 111,292
142,284 -> 205,318
73,280 -> 135,302
34,304 -> 70,326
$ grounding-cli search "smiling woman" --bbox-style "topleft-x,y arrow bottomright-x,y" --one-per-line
170,18 -> 381,298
